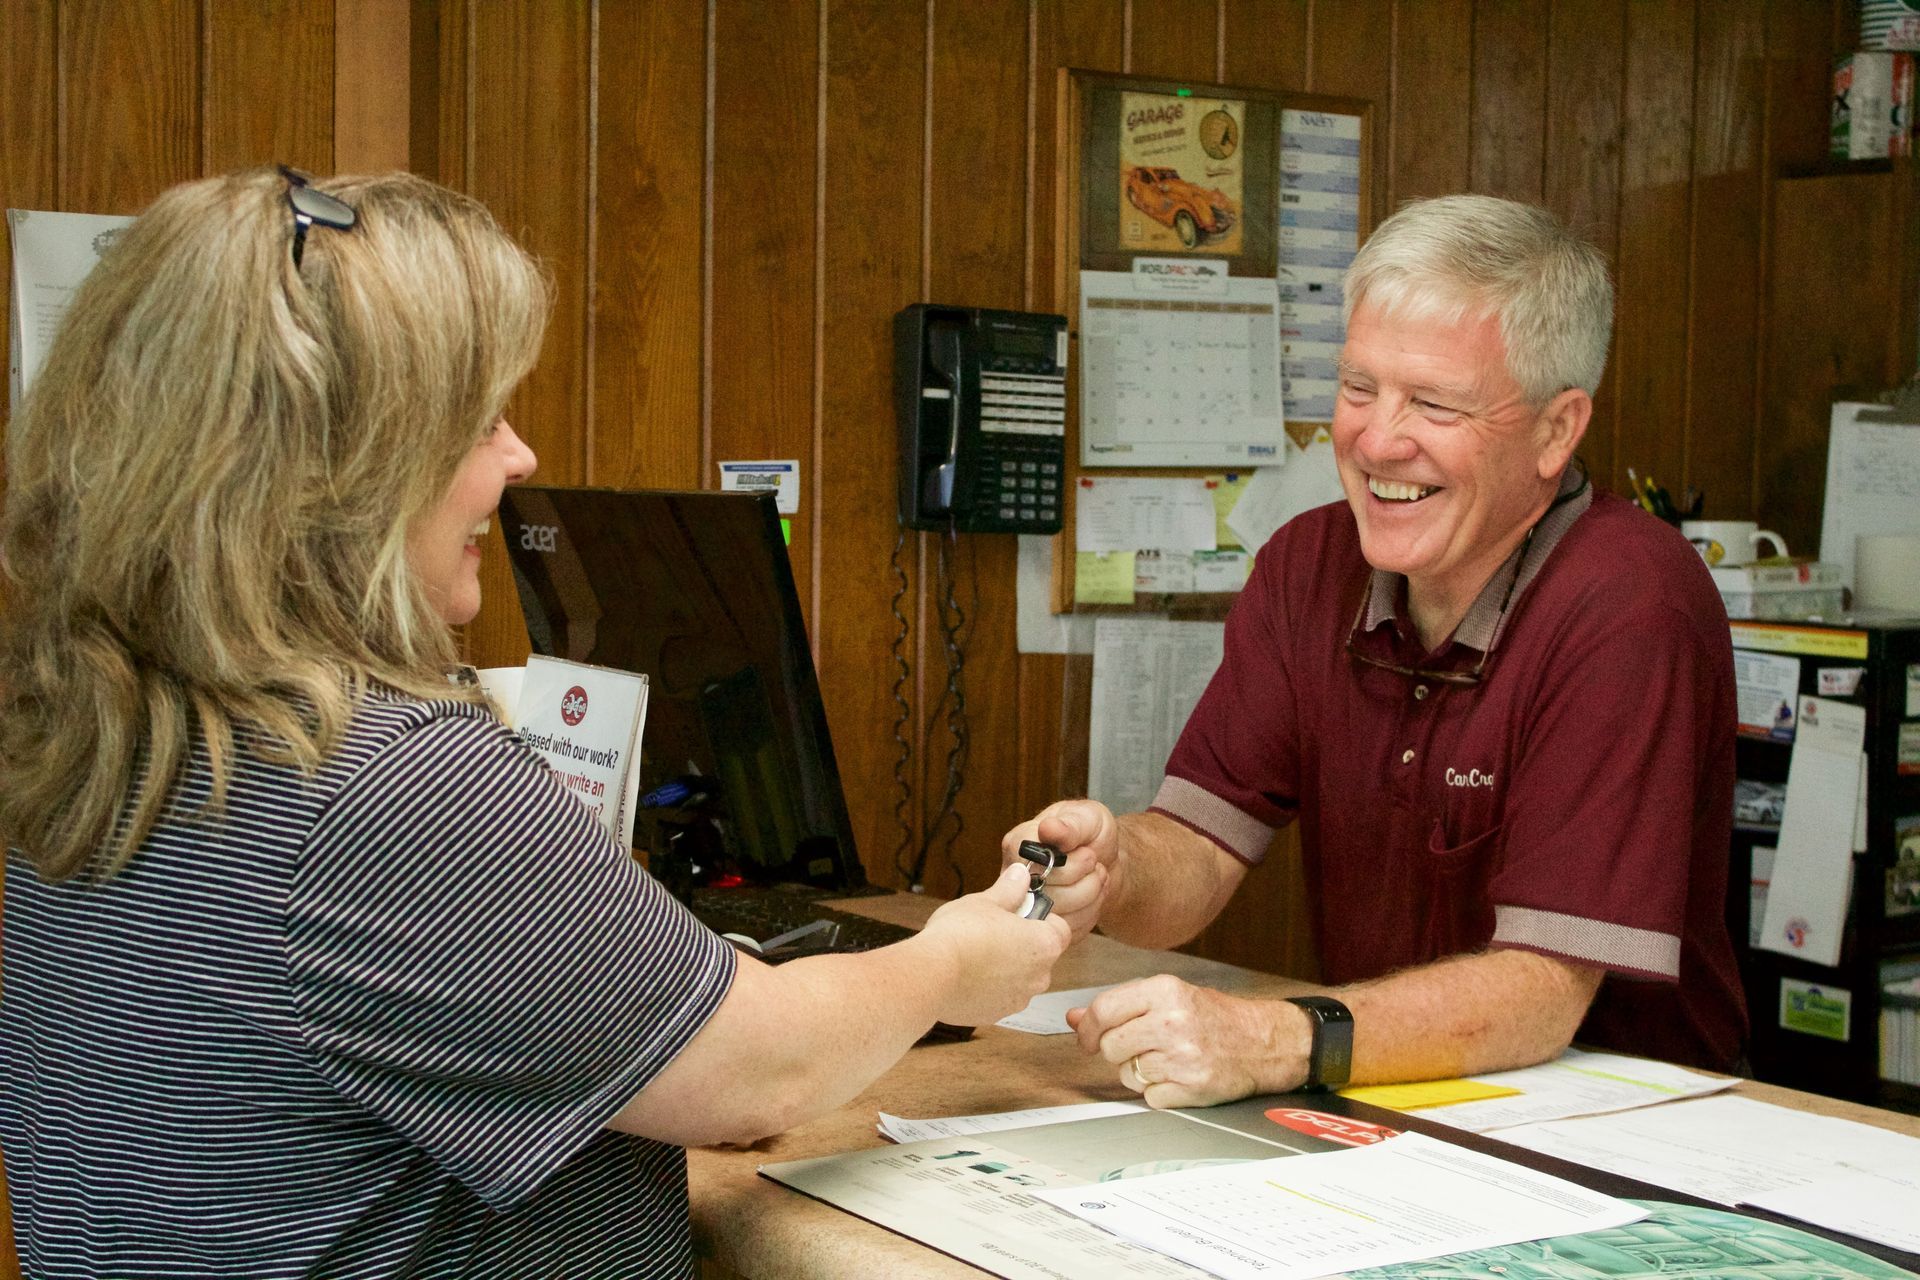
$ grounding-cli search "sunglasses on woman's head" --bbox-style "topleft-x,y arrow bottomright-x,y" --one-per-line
279,165 -> 356,271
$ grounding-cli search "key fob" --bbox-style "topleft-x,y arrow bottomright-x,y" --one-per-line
1020,888 -> 1053,920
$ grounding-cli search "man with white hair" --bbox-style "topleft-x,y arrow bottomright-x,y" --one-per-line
1004,195 -> 1746,1107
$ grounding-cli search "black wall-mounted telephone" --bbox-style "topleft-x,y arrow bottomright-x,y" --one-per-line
894,304 -> 1068,533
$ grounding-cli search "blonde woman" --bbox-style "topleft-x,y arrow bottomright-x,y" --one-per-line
0,167 -> 1067,1279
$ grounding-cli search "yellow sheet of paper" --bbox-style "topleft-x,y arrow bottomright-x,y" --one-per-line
1074,551 -> 1136,605
1337,1079 -> 1522,1111
1206,473 -> 1251,549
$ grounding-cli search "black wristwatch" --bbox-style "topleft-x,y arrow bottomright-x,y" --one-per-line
1286,995 -> 1354,1091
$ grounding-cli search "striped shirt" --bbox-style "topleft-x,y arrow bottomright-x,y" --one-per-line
1,690 -> 736,1278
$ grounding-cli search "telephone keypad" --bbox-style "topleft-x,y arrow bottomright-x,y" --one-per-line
969,359 -> 1066,533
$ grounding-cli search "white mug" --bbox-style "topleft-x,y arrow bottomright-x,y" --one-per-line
1681,520 -> 1787,568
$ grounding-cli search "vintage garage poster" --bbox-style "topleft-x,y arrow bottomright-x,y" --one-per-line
1117,91 -> 1247,256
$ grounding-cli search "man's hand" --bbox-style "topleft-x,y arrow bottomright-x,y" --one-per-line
1000,799 -> 1120,941
1067,974 -> 1311,1109
919,863 -> 1072,1027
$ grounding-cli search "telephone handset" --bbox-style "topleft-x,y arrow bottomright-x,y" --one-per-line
895,304 -> 1068,533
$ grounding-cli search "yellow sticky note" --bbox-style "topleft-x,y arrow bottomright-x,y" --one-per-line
1074,551 -> 1136,605
1337,1079 -> 1522,1111
1206,473 -> 1251,549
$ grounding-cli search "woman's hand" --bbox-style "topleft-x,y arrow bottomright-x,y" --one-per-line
918,863 -> 1071,1027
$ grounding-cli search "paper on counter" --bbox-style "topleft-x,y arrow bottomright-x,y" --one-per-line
878,1100 -> 1146,1144
1088,618 -> 1225,816
996,985 -> 1121,1035
1366,1048 -> 1736,1133
1224,427 -> 1344,553
1744,1168 -> 1920,1254
1076,476 -> 1218,554
1491,1094 -> 1920,1210
1033,1130 -> 1645,1280
1758,695 -> 1867,966
1338,1080 -> 1520,1111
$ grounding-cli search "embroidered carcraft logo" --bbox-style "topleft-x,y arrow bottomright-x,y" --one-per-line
1444,767 -> 1495,788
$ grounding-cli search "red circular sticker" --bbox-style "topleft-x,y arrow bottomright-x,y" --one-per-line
560,685 -> 588,726
1263,1108 -> 1400,1147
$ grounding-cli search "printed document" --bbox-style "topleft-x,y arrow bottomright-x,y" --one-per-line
8,208 -> 135,411
878,1101 -> 1146,1144
1033,1131 -> 1644,1280
1492,1094 -> 1920,1209
1758,695 -> 1866,966
1356,1048 -> 1736,1133
1088,618 -> 1224,815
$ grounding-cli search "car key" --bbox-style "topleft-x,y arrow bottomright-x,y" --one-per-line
1016,839 -> 1060,920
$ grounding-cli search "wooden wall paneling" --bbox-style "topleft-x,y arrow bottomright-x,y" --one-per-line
1760,173 -> 1902,557
1468,0 -> 1548,202
818,0 -> 927,887
1126,0 -> 1221,82
1222,0 -> 1309,92
921,0 -> 1029,898
60,0 -> 200,212
707,1 -> 817,618
1682,0 -> 1765,520
461,0 -> 590,669
1542,0 -> 1624,486
1307,0 -> 1393,230
1610,0 -> 1694,498
1018,0 -> 1124,826
1753,0 -> 1842,521
1388,0 -> 1472,206
408,0 -> 468,190
1762,0 -> 1840,172
204,0 -> 334,175
594,0 -> 706,491
333,0 -> 410,173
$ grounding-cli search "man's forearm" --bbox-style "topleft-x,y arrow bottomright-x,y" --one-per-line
1100,810 -> 1246,950
1337,948 -> 1603,1085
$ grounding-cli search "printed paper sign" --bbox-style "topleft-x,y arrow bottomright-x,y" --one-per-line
8,208 -> 136,411
513,655 -> 649,848
1733,650 -> 1801,740
718,459 -> 799,514
1779,977 -> 1851,1041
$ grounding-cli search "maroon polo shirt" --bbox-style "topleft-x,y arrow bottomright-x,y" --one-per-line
1152,475 -> 1748,1070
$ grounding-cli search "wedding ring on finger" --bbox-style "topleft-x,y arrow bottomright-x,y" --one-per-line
1123,1056 -> 1153,1090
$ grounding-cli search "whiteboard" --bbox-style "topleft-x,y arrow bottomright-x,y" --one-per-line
1818,402 -> 1920,589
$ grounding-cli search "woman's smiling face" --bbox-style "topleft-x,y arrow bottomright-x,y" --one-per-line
407,417 -> 538,625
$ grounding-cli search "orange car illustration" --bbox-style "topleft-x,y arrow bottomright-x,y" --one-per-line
1124,165 -> 1235,248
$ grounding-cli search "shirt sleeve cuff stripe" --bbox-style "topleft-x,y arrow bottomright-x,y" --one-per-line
1493,904 -> 1681,979
1149,776 -> 1276,866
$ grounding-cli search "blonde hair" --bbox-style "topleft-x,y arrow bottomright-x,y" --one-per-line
1344,194 -> 1613,404
0,167 -> 550,881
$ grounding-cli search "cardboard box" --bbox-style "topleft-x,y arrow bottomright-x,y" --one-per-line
1862,0 -> 1920,52
1832,52 -> 1914,158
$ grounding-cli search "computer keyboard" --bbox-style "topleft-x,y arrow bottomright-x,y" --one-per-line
689,889 -> 917,956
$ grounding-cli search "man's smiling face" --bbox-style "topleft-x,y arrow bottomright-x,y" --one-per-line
1331,302 -> 1577,623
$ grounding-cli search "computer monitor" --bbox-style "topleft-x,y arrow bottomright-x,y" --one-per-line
496,486 -> 866,892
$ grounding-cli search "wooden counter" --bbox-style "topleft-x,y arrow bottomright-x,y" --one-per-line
687,892 -> 1920,1280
